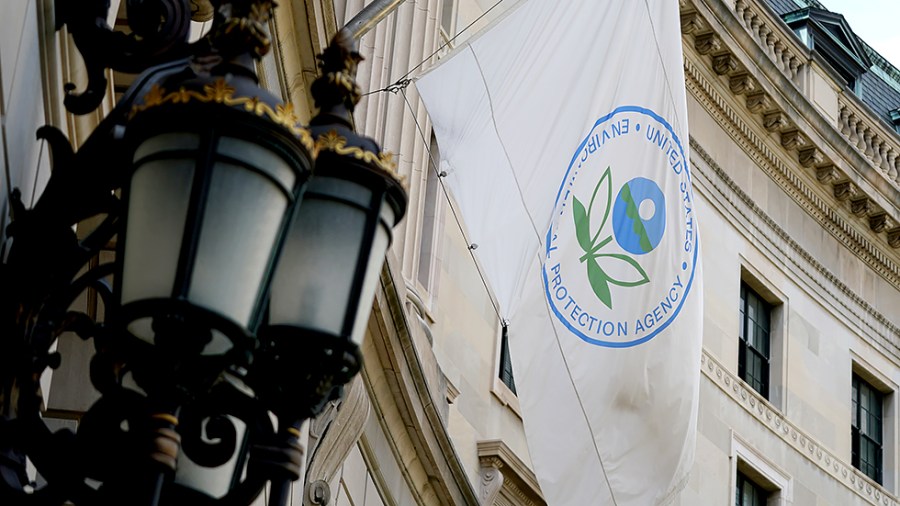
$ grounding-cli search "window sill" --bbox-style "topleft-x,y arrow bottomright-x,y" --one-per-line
491,377 -> 521,419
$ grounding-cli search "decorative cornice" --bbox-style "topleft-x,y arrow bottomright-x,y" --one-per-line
690,139 -> 900,361
681,0 -> 900,248
683,56 -> 900,290
702,351 -> 898,506
684,48 -> 900,270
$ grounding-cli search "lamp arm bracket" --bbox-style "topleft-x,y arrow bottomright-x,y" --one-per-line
56,0 -> 196,115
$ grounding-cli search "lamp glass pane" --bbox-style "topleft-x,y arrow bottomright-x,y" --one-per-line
189,159 -> 289,327
268,178 -> 370,336
350,201 -> 395,344
121,134 -> 199,309
217,137 -> 297,191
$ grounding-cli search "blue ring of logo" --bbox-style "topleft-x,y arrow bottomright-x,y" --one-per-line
542,106 -> 699,348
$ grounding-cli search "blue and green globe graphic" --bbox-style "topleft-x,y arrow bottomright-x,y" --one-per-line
612,177 -> 666,256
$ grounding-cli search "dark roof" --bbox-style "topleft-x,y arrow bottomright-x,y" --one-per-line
763,0 -> 900,127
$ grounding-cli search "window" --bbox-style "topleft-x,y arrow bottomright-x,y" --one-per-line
440,0 -> 457,38
852,374 -> 884,484
735,471 -> 767,506
499,323 -> 516,394
416,138 -> 442,291
739,282 -> 770,398
731,433 -> 793,506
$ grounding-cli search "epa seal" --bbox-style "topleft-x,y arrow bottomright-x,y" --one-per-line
543,106 -> 698,347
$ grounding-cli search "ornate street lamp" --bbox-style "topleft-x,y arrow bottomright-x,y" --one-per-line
0,1 -> 406,505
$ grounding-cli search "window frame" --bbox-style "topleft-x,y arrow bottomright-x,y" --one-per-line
730,432 -> 793,506
737,263 -> 787,411
491,321 -> 521,417
415,136 -> 445,297
439,0 -> 458,41
850,356 -> 896,490
739,282 -> 772,399
852,373 -> 884,484
498,322 -> 516,395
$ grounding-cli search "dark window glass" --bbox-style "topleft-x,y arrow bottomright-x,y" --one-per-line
739,283 -> 770,398
416,139 -> 440,289
499,324 -> 516,394
852,374 -> 883,484
735,471 -> 766,506
441,0 -> 455,35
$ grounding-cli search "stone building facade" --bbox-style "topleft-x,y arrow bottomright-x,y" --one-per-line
1,0 -> 899,505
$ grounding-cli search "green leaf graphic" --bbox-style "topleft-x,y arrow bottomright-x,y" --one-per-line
619,183 -> 653,253
595,253 -> 650,287
588,167 -> 612,245
579,235 -> 612,262
586,257 -> 613,309
573,196 -> 593,252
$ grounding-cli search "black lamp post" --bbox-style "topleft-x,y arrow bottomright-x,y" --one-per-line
0,1 -> 406,505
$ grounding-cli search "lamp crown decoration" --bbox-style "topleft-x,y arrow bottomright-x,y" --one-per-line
211,0 -> 277,58
311,29 -> 364,117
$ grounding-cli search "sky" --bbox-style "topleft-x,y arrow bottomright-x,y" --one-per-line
820,0 -> 900,67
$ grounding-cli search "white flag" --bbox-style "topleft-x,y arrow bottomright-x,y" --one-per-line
417,0 -> 702,504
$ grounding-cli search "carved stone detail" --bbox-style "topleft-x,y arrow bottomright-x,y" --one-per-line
680,11 -> 707,35
480,458 -> 505,505
681,2 -> 900,307
477,441 -> 545,506
780,130 -> 807,150
888,228 -> 900,248
694,33 -> 722,54
713,53 -> 739,75
745,91 -> 772,114
798,147 -> 824,168
306,480 -> 331,506
833,181 -> 859,202
729,73 -> 756,95
303,377 -> 371,506
727,0 -> 805,79
838,100 -> 900,186
869,213 -> 895,234
763,111 -> 789,132
684,56 -> 900,294
850,197 -> 873,217
815,165 -> 843,184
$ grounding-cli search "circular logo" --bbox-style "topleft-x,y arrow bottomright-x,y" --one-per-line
542,106 -> 698,348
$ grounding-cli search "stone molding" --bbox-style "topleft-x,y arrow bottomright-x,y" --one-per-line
363,257 -> 481,505
681,0 -> 900,249
684,53 -> 900,289
683,52 -> 900,303
702,351 -> 898,506
476,440 -> 545,506
690,139 -> 900,362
